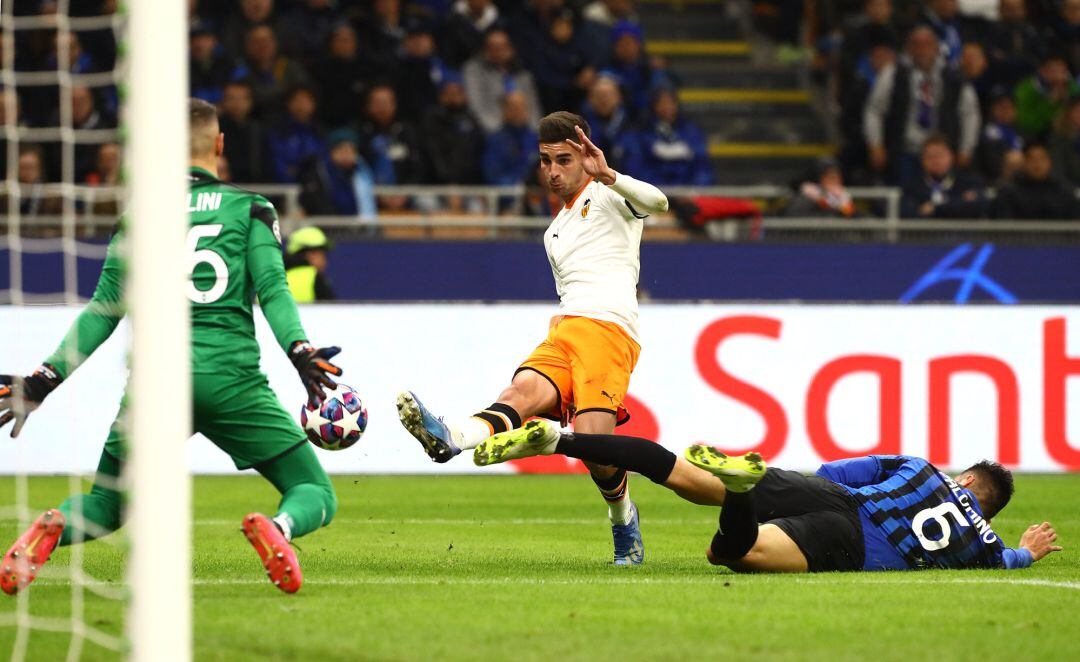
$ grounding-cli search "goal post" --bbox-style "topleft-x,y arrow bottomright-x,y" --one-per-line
125,0 -> 191,660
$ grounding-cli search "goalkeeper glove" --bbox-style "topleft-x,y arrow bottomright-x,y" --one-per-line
289,341 -> 343,407
0,364 -> 63,438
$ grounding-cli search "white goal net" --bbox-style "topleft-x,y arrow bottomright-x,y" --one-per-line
1,1 -> 189,659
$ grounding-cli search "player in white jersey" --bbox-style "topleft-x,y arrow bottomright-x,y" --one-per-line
397,112 -> 668,565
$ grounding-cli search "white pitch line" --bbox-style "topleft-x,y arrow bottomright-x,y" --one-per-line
792,576 -> 1080,591
21,576 -> 1080,590
188,576 -> 1080,590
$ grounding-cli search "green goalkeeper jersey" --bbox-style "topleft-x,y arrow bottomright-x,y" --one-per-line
44,167 -> 308,378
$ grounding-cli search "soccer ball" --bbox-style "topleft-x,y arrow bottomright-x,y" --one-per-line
301,385 -> 368,451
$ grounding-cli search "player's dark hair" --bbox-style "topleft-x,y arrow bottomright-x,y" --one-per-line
483,26 -> 511,43
285,85 -> 317,105
18,142 -> 44,160
1022,140 -> 1049,156
538,111 -> 590,144
921,133 -> 952,153
964,460 -> 1014,519
365,82 -> 396,103
1039,51 -> 1068,67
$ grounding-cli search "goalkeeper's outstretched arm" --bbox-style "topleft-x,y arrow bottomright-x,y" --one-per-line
0,230 -> 126,436
247,201 -> 342,406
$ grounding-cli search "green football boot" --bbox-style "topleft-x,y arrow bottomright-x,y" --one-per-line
683,446 -> 767,493
473,419 -> 560,466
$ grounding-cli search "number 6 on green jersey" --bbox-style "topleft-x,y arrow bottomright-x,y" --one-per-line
187,223 -> 227,303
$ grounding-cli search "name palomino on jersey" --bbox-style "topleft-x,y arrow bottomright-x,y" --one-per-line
940,472 -> 999,544
188,191 -> 223,213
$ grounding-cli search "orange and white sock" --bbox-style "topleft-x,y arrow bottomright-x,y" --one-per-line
455,403 -> 523,451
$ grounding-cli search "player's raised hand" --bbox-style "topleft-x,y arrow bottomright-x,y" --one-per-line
0,364 -> 63,438
289,341 -> 344,407
566,125 -> 617,185
1019,521 -> 1062,562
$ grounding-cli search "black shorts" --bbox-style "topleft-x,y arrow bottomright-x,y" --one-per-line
753,468 -> 865,572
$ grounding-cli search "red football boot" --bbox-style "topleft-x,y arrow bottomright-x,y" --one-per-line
241,513 -> 302,594
2,509 -> 66,596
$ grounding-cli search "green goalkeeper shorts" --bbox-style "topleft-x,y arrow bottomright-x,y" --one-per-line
104,372 -> 307,470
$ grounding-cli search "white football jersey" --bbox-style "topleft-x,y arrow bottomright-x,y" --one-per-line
543,178 -> 647,343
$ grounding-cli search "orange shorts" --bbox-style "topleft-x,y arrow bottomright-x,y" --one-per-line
516,315 -> 641,426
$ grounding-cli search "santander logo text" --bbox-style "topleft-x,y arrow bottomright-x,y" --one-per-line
693,315 -> 1080,470
4,303 -> 1075,474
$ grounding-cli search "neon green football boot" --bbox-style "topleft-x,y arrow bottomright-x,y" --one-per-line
473,419 -> 560,466
683,446 -> 767,493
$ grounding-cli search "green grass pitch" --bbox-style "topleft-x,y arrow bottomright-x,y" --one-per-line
2,473 -> 1078,661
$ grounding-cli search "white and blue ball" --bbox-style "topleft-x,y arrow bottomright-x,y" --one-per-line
301,385 -> 368,451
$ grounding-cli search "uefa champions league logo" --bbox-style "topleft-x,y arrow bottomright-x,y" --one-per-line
900,244 -> 1018,304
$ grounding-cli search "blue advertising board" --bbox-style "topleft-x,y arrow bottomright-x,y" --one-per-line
4,241 -> 1079,303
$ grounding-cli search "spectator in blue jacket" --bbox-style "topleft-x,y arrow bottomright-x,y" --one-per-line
267,86 -> 326,183
298,128 -> 379,219
600,20 -> 673,120
636,88 -> 714,186
519,9 -> 597,114
357,84 -> 424,186
231,24 -> 312,120
189,22 -> 232,105
483,91 -> 539,187
976,91 -> 1024,184
579,75 -> 640,174
48,31 -> 97,74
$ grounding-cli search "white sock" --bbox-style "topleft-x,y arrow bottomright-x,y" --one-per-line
272,514 -> 294,541
453,417 -> 494,451
607,486 -> 634,526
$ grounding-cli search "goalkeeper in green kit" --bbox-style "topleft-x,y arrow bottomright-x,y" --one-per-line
0,99 -> 341,595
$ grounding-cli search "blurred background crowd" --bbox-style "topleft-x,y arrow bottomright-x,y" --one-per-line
3,0 -> 715,221
2,0 -> 1079,225
805,0 -> 1080,219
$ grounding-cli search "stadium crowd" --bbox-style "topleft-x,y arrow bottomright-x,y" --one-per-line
4,0 -> 1080,223
810,0 -> 1080,219
1,0 -> 716,219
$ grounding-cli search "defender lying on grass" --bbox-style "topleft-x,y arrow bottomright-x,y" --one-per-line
474,420 -> 1062,573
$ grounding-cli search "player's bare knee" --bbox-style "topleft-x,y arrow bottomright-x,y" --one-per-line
496,384 -> 522,405
705,546 -> 725,566
495,383 -> 535,414
705,549 -> 756,572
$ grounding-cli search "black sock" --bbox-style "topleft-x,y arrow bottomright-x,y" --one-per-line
591,467 -> 627,496
710,491 -> 759,560
472,402 -> 522,435
555,433 -> 677,484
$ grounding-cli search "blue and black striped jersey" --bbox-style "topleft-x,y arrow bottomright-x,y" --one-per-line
817,456 -> 1031,571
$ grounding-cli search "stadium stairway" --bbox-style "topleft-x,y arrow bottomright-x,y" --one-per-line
640,0 -> 833,185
